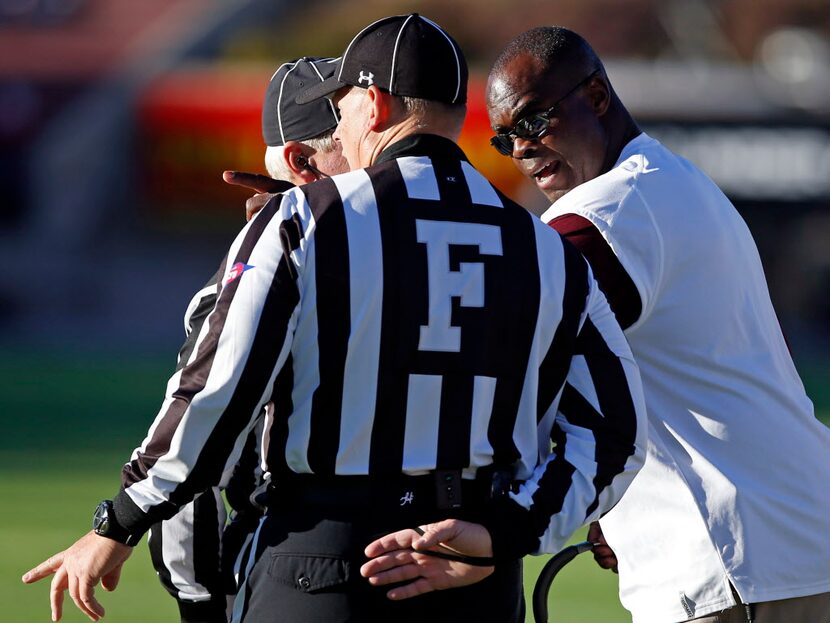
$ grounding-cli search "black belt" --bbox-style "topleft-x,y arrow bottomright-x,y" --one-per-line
265,468 -> 521,512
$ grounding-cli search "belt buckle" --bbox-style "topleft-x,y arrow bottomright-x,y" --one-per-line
433,470 -> 463,510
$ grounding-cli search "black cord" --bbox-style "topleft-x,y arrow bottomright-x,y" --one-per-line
410,526 -> 496,567
531,541 -> 595,623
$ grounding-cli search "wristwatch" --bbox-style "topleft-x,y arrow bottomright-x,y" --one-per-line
92,500 -> 138,545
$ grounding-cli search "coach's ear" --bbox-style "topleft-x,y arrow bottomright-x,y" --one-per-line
283,141 -> 318,184
365,85 -> 395,132
586,73 -> 611,118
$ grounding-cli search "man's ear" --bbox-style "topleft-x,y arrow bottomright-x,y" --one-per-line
283,141 -> 318,183
588,74 -> 611,117
365,85 -> 393,132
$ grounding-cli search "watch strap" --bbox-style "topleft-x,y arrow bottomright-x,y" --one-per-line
94,500 -> 139,545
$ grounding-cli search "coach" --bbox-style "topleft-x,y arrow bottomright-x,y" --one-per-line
23,15 -> 647,623
483,26 -> 830,623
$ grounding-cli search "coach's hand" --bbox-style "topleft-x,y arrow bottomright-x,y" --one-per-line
22,531 -> 133,621
222,171 -> 294,221
361,519 -> 495,600
587,521 -> 618,573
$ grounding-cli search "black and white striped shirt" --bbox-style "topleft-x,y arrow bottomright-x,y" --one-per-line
148,272 -> 265,620
113,134 -> 646,558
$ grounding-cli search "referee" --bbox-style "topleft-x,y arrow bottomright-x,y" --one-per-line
23,14 -> 647,623
146,57 -> 347,623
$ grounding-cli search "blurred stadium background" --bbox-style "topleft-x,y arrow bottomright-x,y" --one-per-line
1,1 -> 828,621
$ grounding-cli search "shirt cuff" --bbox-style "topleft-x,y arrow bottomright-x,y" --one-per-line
112,488 -> 173,542
480,497 -> 541,560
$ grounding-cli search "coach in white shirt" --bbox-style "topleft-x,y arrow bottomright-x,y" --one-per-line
481,26 -> 830,623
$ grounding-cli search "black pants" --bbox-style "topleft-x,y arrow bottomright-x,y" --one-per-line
232,478 -> 524,623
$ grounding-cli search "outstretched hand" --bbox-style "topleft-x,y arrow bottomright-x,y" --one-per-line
22,531 -> 133,621
222,171 -> 294,221
361,519 -> 495,601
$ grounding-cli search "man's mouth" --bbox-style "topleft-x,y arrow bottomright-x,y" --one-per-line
531,160 -> 561,185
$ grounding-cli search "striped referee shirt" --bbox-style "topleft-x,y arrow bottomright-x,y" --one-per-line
148,270 -> 265,614
113,134 -> 646,558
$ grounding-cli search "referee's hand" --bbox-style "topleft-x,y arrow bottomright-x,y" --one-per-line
22,531 -> 133,621
361,519 -> 495,600
222,171 -> 294,221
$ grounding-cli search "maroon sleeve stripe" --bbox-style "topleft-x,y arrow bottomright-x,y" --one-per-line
548,214 -> 642,329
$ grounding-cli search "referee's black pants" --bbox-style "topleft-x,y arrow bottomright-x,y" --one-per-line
232,476 -> 525,623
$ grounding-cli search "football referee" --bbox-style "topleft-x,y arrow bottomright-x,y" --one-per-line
147,56 -> 348,623
23,14 -> 647,623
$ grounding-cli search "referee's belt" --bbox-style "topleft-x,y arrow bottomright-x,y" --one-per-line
266,468 -> 522,512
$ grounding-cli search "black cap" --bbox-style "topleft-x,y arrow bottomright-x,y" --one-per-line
295,14 -> 467,106
262,57 -> 340,147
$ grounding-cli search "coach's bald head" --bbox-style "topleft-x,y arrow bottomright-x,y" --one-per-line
486,27 -> 640,204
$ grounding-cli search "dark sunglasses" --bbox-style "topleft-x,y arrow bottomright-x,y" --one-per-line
489,69 -> 599,157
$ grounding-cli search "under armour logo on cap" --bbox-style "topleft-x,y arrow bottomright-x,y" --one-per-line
295,13 -> 468,106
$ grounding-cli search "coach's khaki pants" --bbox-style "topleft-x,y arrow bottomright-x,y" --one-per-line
691,590 -> 830,623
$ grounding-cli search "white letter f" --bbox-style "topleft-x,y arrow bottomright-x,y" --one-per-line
415,219 -> 503,353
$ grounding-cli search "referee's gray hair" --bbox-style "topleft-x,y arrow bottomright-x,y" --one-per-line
264,128 -> 337,181
302,128 -> 337,154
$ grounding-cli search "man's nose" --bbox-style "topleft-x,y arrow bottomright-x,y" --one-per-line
512,136 -> 537,159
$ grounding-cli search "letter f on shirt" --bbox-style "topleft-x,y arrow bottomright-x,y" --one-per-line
416,220 -> 503,352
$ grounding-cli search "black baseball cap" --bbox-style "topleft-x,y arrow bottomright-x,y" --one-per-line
262,57 -> 340,147
295,14 -> 467,106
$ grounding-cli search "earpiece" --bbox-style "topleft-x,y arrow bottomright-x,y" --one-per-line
296,156 -> 327,179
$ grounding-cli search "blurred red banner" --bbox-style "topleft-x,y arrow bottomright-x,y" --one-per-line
137,67 -> 532,217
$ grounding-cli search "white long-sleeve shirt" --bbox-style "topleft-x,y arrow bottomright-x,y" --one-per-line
545,132 -> 830,623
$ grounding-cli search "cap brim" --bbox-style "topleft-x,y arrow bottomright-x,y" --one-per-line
295,76 -> 346,105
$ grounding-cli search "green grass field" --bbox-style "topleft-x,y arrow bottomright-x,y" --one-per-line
2,351 -> 827,622
2,459 -> 626,622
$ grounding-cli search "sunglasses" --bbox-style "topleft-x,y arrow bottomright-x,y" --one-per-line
489,70 -> 599,157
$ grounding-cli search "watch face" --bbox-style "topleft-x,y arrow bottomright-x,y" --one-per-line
93,502 -> 110,534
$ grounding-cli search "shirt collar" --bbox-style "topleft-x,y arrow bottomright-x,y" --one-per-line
613,132 -> 655,168
375,134 -> 469,165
